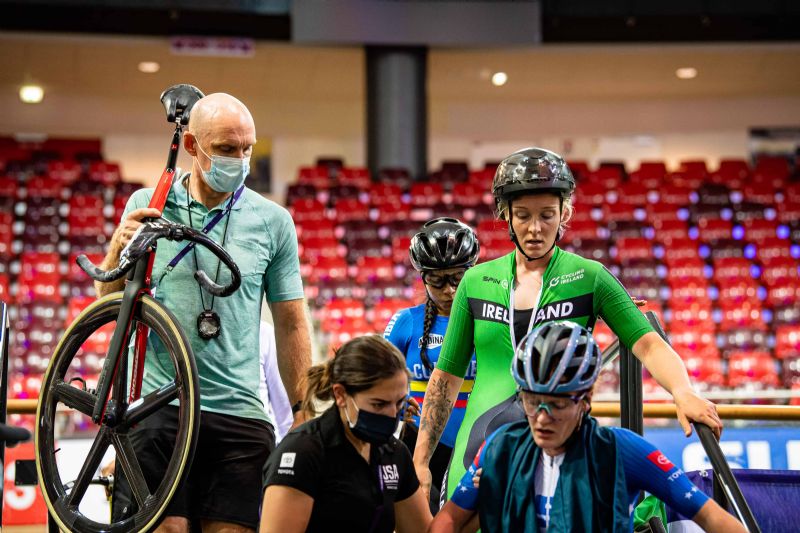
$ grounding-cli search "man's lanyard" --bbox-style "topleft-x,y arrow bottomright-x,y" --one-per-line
161,184 -> 245,277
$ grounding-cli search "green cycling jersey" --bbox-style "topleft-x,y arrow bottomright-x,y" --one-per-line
436,247 -> 654,499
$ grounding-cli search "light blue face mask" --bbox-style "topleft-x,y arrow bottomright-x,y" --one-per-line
195,141 -> 250,193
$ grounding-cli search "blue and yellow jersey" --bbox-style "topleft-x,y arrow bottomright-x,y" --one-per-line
384,304 -> 477,448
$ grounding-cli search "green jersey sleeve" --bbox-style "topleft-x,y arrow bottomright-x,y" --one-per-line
593,266 -> 654,348
436,272 -> 476,378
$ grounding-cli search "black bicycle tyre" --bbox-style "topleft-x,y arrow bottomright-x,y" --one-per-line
35,292 -> 200,533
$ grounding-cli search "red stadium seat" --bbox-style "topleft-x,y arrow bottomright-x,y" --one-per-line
760,257 -> 799,288
476,219 -> 509,242
592,321 -> 614,352
409,182 -> 444,208
25,176 -> 64,199
668,282 -> 711,307
632,160 -> 666,183
451,183 -> 487,207
741,219 -> 777,241
0,273 -> 9,301
727,351 -> 779,389
712,257 -> 752,284
586,167 -> 622,189
299,237 -> 343,262
327,184 -> 360,206
740,184 -> 776,206
574,181 -> 608,206
614,237 -> 652,264
373,201 -> 411,224
715,159 -> 749,181
297,166 -> 330,189
684,356 -> 725,390
467,168 -> 494,187
566,160 -> 590,180
369,298 -> 409,327
658,184 -> 693,207
47,160 -> 82,183
561,219 -> 601,243
678,160 -> 708,175
765,278 -> 800,308
16,271 -> 63,304
290,198 -> 328,224
346,237 -> 386,262
354,256 -> 396,284
285,183 -> 318,206
754,237 -> 793,264
337,167 -> 372,189
390,236 -> 413,265
333,198 -> 370,223
602,202 -> 639,223
662,239 -> 700,265
69,193 -> 105,218
304,256 -> 348,284
88,161 -> 121,185
20,251 -> 60,277
775,325 -> 800,360
296,219 -> 336,241
754,155 -> 790,182
717,279 -> 760,308
617,182 -> 651,205
377,168 -> 413,190
669,303 -> 714,332
0,176 -> 19,199
319,298 -> 366,323
651,219 -> 688,243
696,217 -> 732,242
719,304 -> 767,332
665,257 -> 706,284
667,169 -> 704,190
481,241 -> 514,261
783,359 -> 800,389
718,329 -> 768,353
776,201 -> 800,224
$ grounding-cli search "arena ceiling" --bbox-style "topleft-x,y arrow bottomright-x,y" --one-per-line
1,33 -> 798,106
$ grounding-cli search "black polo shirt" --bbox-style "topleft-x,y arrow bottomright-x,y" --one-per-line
262,406 -> 419,532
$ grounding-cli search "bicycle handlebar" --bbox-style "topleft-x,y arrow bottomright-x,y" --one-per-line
77,217 -> 242,297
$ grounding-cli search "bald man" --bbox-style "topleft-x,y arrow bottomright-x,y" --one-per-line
98,93 -> 311,533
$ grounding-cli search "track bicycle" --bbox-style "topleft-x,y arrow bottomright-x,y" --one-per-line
34,84 -> 242,532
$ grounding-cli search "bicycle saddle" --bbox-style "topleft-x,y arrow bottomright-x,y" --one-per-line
160,84 -> 205,125
0,422 -> 31,447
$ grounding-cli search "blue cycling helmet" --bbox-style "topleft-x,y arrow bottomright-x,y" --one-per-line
512,321 -> 601,394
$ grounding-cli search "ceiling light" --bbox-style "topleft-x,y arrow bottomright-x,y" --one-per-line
675,67 -> 697,80
138,61 -> 160,73
19,84 -> 44,104
491,71 -> 508,87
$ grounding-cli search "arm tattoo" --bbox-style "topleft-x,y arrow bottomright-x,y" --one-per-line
419,377 -> 453,463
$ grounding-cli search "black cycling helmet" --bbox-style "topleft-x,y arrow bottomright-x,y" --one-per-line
492,147 -> 576,205
409,217 -> 480,272
512,321 -> 601,395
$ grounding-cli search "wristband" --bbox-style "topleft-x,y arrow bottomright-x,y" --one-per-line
291,401 -> 302,414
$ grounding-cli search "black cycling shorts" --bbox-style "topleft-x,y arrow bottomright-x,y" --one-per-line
113,405 -> 275,530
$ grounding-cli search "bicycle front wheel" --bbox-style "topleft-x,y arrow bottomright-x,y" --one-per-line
35,292 -> 200,533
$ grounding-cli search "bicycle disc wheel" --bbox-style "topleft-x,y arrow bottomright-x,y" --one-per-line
35,292 -> 200,533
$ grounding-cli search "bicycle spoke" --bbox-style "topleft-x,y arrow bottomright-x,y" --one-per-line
111,433 -> 151,508
52,381 -> 97,416
65,427 -> 111,507
120,381 -> 180,429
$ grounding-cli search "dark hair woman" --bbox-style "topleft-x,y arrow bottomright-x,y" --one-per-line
260,335 -> 432,533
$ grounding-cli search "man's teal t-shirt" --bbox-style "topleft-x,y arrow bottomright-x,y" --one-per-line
122,173 -> 304,422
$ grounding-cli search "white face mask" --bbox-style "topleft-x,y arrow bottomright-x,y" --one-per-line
195,141 -> 250,193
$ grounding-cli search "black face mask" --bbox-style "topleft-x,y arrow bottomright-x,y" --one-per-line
344,397 -> 402,445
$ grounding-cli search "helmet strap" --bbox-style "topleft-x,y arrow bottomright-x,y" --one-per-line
506,197 -> 563,262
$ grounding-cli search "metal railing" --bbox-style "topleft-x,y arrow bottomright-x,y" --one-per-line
612,311 -> 761,533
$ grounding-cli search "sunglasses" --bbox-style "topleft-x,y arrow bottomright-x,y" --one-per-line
422,270 -> 466,289
518,392 -> 586,420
